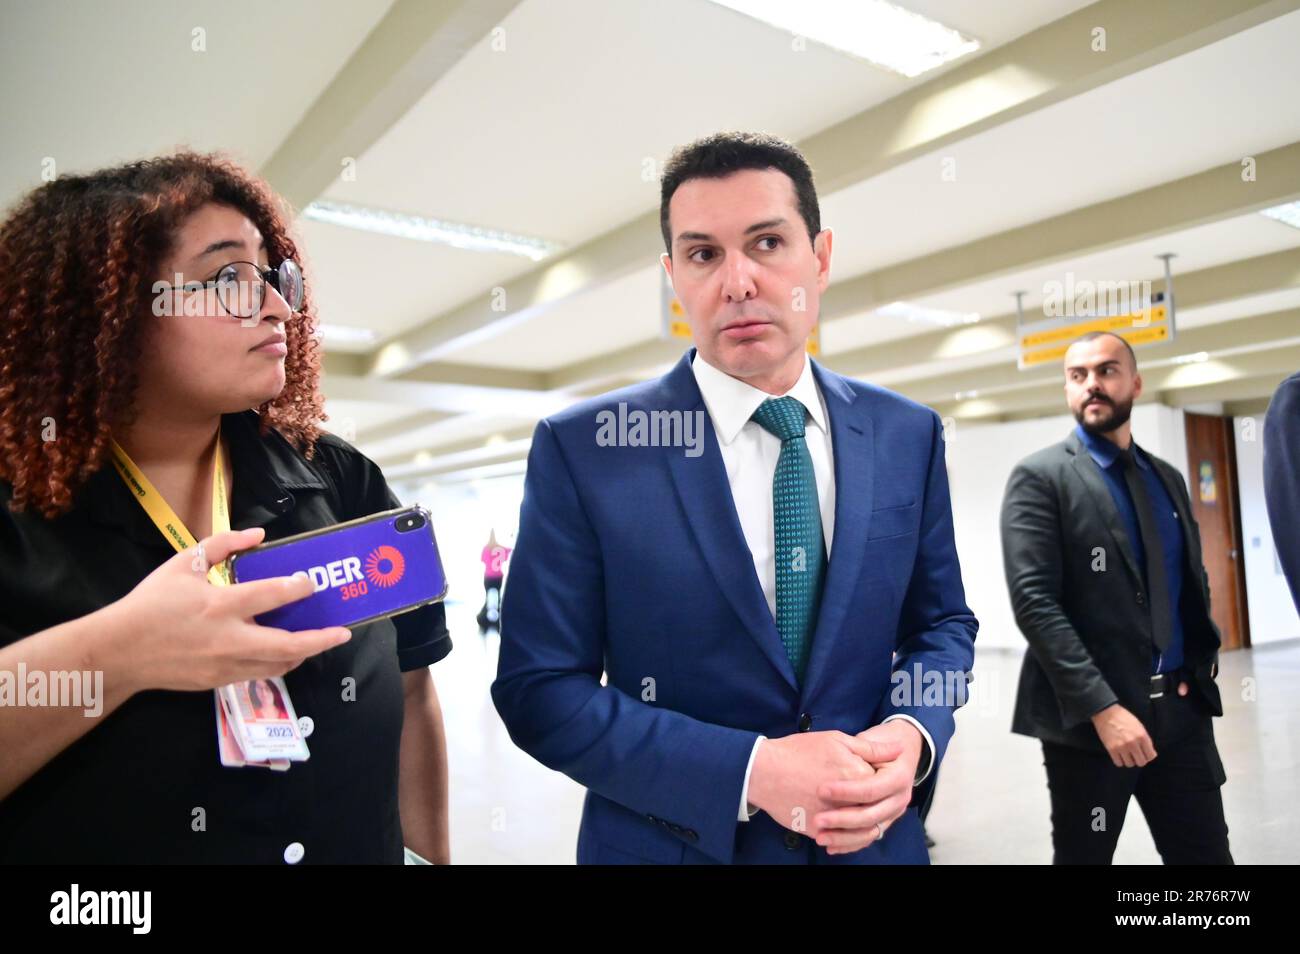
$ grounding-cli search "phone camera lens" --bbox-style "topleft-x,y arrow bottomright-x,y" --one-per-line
396,513 -> 427,533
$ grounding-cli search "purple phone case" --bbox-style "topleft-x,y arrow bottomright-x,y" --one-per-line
227,506 -> 448,630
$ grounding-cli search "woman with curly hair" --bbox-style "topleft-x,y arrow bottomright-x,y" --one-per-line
0,152 -> 451,864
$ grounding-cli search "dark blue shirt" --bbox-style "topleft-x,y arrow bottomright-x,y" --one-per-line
1075,424 -> 1185,674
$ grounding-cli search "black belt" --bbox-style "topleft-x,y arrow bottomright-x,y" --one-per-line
1149,669 -> 1187,699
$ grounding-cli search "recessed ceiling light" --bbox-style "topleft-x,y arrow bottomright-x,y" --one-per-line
316,323 -> 379,345
303,200 -> 564,261
1170,351 -> 1209,365
707,0 -> 980,77
1260,201 -> 1300,230
876,301 -> 980,327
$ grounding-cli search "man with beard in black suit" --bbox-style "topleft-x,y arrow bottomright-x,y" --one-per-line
1000,331 -> 1231,864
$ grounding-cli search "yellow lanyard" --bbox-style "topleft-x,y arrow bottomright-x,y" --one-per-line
109,426 -> 232,587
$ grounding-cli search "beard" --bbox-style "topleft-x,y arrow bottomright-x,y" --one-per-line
1074,393 -> 1133,434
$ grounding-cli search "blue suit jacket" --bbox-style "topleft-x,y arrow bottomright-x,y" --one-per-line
491,348 -> 977,864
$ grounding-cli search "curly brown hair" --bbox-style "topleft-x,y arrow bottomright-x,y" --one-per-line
0,151 -> 327,518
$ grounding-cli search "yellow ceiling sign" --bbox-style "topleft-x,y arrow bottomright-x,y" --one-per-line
1020,323 -> 1171,367
1020,305 -> 1168,349
1017,261 -> 1177,371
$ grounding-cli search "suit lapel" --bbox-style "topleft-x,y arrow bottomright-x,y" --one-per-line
1066,432 -> 1143,585
663,350 -> 799,692
801,361 -> 873,698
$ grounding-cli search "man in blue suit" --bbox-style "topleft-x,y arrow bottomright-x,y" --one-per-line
492,132 -> 978,864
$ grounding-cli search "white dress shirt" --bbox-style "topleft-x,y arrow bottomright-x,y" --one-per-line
688,352 -> 935,823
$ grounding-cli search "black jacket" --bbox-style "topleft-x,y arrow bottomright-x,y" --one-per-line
0,410 -> 452,863
1000,430 -> 1222,751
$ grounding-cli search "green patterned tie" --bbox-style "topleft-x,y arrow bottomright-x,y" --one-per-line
751,396 -> 826,684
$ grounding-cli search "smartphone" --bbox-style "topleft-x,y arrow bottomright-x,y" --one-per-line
226,505 -> 448,631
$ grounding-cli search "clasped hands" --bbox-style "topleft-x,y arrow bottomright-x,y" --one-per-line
746,720 -> 924,855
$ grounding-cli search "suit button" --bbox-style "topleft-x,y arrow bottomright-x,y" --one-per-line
1136,592 -> 1145,605
283,842 -> 305,864
783,832 -> 801,851
798,712 -> 813,732
645,814 -> 657,824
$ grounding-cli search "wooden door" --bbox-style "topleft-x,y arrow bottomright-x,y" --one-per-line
1184,412 -> 1250,650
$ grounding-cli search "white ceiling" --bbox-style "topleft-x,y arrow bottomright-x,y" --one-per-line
448,263 -> 665,369
300,216 -> 535,347
894,212 -> 1300,324
398,6 -> 1300,372
439,201 -> 1300,371
323,0 -> 1094,243
311,0 -> 1095,339
856,283 -> 1300,392
0,0 -> 395,213
1175,287 -> 1300,330
2,0 -> 1296,477
824,9 -> 1300,278
320,397 -> 420,443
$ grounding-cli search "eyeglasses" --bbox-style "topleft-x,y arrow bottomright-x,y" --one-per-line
164,259 -> 305,320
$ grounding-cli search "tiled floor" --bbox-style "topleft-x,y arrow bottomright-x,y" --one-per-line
433,599 -> 1299,864
927,641 -> 1299,864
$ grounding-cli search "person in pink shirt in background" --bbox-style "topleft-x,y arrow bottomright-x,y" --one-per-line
478,529 -> 513,632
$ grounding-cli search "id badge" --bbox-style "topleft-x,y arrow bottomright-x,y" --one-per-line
213,691 -> 290,771
218,677 -> 309,762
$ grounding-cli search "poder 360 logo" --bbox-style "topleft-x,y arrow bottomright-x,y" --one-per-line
292,544 -> 406,601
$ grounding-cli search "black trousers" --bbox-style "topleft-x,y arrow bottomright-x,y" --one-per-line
1041,687 -> 1232,865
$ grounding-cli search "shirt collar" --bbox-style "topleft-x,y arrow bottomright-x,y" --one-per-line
1074,422 -> 1150,470
215,409 -> 330,528
222,409 -> 327,495
691,351 -> 827,446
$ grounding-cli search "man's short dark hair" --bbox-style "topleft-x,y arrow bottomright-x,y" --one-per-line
659,131 -> 821,255
1073,330 -> 1138,371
